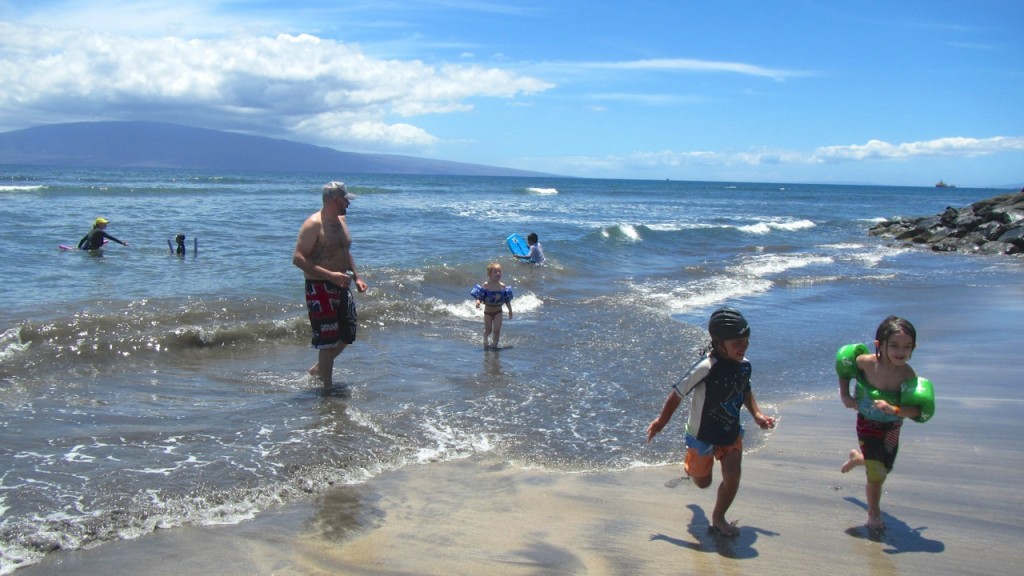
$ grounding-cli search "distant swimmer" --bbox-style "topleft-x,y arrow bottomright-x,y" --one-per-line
512,232 -> 546,264
168,234 -> 199,256
77,217 -> 129,250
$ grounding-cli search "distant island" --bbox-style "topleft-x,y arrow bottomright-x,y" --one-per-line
0,121 -> 554,177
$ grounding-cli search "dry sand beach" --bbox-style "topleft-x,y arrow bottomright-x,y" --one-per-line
21,378 -> 1022,576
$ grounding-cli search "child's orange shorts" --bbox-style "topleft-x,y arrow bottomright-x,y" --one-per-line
684,434 -> 743,479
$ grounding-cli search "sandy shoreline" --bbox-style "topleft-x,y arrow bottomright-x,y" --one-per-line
17,278 -> 1024,575
18,390 -> 1021,576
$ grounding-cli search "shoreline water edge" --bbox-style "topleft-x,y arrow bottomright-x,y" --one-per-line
2,169 -> 1022,575
20,389 -> 1024,576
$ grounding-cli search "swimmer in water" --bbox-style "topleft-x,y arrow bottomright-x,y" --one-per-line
78,217 -> 129,250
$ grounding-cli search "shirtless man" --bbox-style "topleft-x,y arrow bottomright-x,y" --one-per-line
292,181 -> 369,387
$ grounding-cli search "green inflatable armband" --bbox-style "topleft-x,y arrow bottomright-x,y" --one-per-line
835,343 -> 869,379
901,377 -> 935,423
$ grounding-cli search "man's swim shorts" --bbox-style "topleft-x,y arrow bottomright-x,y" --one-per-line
304,279 -> 357,349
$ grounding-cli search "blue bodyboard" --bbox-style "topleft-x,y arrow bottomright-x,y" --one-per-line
506,233 -> 530,258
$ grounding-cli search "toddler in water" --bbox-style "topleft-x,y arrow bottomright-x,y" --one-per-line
837,315 -> 933,531
470,262 -> 513,349
646,308 -> 775,537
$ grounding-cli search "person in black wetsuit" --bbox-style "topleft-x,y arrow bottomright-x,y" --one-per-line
77,217 -> 129,250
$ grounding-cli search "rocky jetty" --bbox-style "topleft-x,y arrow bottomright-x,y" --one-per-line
868,191 -> 1024,256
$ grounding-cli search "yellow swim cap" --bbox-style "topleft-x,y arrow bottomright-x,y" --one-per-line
95,217 -> 109,226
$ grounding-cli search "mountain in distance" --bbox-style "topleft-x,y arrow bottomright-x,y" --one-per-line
0,121 -> 553,177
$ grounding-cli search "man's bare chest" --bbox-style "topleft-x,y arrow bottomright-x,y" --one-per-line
323,220 -> 351,249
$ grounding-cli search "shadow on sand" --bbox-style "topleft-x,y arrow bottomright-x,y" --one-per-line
650,503 -> 778,559
843,497 -> 945,554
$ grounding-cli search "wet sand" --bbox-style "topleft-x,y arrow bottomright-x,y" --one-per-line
20,390 -> 1021,576
21,272 -> 1024,576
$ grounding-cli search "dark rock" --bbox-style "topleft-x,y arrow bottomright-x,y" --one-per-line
930,238 -> 961,252
940,206 -> 959,225
975,221 -> 1006,240
914,226 -> 955,243
998,226 -> 1024,248
895,226 -> 924,241
962,231 -> 989,247
953,211 -> 984,232
993,206 -> 1024,225
980,241 -> 1019,255
869,191 -> 1024,257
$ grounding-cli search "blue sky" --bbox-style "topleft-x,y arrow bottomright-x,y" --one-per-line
1,0 -> 1021,186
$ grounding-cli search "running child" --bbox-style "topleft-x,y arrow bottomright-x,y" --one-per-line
470,262 -> 513,349
836,315 -> 935,531
646,307 -> 776,537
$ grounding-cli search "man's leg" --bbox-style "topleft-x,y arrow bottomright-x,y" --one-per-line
311,342 -> 348,387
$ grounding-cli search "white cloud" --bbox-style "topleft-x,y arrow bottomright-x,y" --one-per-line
294,112 -> 438,148
580,58 -> 811,81
811,136 -> 1024,163
630,136 -> 1024,169
0,23 -> 553,151
529,136 -> 1024,176
585,92 -> 708,106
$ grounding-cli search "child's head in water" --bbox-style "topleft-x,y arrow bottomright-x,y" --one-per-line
707,308 -> 750,362
874,315 -> 916,366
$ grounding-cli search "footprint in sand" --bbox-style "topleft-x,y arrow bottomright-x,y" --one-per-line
664,476 -> 690,488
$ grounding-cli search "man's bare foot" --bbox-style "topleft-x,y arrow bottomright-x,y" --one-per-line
308,364 -> 320,377
840,449 -> 864,473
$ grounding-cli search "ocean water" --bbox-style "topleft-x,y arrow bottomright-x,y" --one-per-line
1,167 -> 1021,573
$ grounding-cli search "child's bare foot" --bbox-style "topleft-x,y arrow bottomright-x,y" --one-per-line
866,514 -> 885,531
709,518 -> 739,537
840,449 -> 863,473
